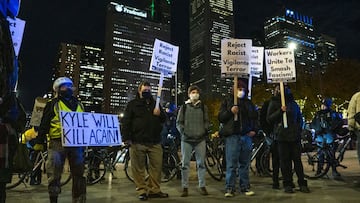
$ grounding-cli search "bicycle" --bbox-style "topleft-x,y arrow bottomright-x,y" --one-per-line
205,135 -> 225,181
85,145 -> 128,185
303,131 -> 352,179
124,135 -> 180,183
6,150 -> 71,189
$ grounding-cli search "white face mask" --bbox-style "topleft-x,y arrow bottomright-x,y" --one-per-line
189,93 -> 199,101
237,90 -> 245,98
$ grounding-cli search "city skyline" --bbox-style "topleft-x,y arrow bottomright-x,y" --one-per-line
16,0 -> 360,111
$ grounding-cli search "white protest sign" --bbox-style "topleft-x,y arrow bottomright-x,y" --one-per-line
7,17 -> 26,56
29,97 -> 48,127
149,38 -> 179,78
250,46 -> 264,78
265,48 -> 296,83
221,39 -> 252,78
60,111 -> 122,147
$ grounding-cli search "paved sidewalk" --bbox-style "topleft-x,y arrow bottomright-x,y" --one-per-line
6,150 -> 360,203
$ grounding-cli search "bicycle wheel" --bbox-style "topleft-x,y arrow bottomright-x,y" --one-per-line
124,151 -> 149,182
205,150 -> 224,181
6,172 -> 28,189
161,153 -> 178,182
303,149 -> 331,179
259,148 -> 273,177
86,154 -> 106,185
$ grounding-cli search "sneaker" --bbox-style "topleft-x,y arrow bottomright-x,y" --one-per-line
241,188 -> 255,196
199,187 -> 208,196
224,189 -> 234,197
299,185 -> 310,193
138,193 -> 148,201
181,188 -> 188,197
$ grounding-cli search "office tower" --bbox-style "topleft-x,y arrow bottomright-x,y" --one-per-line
54,43 -> 105,112
189,0 -> 234,98
316,34 -> 338,73
104,1 -> 172,114
264,8 -> 317,74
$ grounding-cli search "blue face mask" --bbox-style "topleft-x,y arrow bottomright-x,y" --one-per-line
141,91 -> 152,99
59,88 -> 73,99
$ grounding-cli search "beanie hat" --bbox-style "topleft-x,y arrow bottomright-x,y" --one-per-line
322,98 -> 333,107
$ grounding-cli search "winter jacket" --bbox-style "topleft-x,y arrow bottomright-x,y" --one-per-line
121,96 -> 166,144
218,95 -> 258,137
267,94 -> 303,142
176,100 -> 210,143
348,91 -> 360,131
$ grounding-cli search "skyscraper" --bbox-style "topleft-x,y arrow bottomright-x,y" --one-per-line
189,0 -> 234,99
316,34 -> 338,73
103,1 -> 172,114
264,8 -> 317,74
54,43 -> 105,112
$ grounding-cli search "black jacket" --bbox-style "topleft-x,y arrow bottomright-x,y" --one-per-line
121,96 -> 166,144
267,94 -> 303,142
218,95 -> 258,136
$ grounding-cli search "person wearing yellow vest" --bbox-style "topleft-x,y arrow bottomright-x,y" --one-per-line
32,77 -> 86,203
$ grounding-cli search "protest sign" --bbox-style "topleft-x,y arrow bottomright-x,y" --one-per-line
221,38 -> 252,78
149,39 -> 179,108
150,38 -> 179,77
29,97 -> 48,127
7,17 -> 26,56
60,111 -> 122,147
250,46 -> 264,78
265,48 -> 296,83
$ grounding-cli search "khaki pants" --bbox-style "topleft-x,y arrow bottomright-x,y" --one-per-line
130,143 -> 163,195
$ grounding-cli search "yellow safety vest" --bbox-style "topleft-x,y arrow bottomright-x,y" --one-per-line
49,100 -> 84,139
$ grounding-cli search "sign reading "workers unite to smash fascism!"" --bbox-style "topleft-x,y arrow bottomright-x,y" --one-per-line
60,111 -> 122,147
265,48 -> 296,83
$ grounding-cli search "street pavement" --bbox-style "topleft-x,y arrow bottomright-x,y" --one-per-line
6,150 -> 360,203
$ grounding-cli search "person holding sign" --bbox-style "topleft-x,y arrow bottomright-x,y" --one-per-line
121,81 -> 168,201
176,85 -> 210,197
32,77 -> 86,203
218,80 -> 258,197
267,85 -> 310,193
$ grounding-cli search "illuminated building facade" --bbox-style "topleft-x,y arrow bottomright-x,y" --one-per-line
104,1 -> 172,114
54,43 -> 105,112
316,34 -> 338,73
189,0 -> 234,98
264,8 -> 317,73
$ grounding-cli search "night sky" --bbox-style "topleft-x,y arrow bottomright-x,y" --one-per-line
16,0 -> 360,110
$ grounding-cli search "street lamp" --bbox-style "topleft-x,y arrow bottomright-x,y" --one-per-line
288,42 -> 297,50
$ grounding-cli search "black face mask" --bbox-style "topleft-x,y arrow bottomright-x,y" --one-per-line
59,88 -> 73,99
141,91 -> 152,99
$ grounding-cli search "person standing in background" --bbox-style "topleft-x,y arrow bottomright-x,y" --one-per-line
176,85 -> 210,197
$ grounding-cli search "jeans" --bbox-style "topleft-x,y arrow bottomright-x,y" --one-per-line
355,130 -> 360,164
46,139 -> 86,198
225,134 -> 252,191
181,140 -> 206,188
